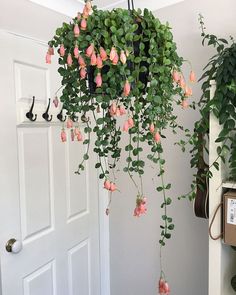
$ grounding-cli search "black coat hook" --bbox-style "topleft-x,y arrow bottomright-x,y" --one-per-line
26,96 -> 37,121
42,98 -> 53,122
57,107 -> 66,122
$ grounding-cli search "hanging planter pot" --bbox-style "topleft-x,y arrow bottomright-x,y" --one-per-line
46,0 -> 195,291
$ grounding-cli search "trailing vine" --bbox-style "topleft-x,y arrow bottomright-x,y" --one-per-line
180,15 -> 236,202
46,1 -> 194,292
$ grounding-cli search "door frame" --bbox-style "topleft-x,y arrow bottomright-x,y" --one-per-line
0,29 -> 110,295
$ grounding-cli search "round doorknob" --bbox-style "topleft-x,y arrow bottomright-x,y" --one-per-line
5,238 -> 23,254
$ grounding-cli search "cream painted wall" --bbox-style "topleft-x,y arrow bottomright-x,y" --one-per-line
110,1 -> 236,295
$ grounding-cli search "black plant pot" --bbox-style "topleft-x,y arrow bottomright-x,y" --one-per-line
87,18 -> 150,95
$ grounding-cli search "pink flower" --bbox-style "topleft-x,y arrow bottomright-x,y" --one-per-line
74,127 -> 80,136
82,5 -> 90,18
60,44 -> 65,57
74,24 -> 80,37
66,118 -> 73,129
109,102 -> 117,116
74,45 -> 79,58
104,180 -> 111,190
119,106 -> 126,115
110,47 -> 117,61
81,18 -> 87,30
120,50 -> 127,64
96,55 -> 103,69
172,70 -> 179,82
80,67 -> 87,79
46,52 -> 51,64
181,99 -> 189,109
184,86 -> 192,97
100,47 -> 108,61
86,44 -> 94,57
112,52 -> 119,65
123,80 -> 131,96
134,197 -> 147,217
158,278 -> 170,295
61,129 -> 67,142
67,54 -> 73,66
116,108 -> 121,117
128,118 -> 134,128
95,73 -> 102,87
110,182 -> 116,192
149,123 -> 155,133
189,70 -> 196,83
90,53 -> 97,66
53,96 -> 59,108
154,132 -> 161,143
123,121 -> 129,132
71,129 -> 75,141
78,54 -> 86,68
77,131 -> 83,141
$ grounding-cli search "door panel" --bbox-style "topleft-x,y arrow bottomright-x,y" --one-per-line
0,31 -> 102,295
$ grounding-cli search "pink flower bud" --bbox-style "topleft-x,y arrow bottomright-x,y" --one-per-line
71,129 -> 75,141
110,47 -> 117,61
189,70 -> 196,83
77,12 -> 82,21
86,44 -> 94,57
61,129 -> 67,142
116,108 -> 121,117
111,102 -> 117,114
80,67 -> 87,79
78,54 -> 86,68
74,127 -> 80,136
184,86 -> 192,97
95,73 -> 102,87
149,123 -> 155,133
90,53 -> 97,66
154,132 -> 161,143
46,52 -> 51,64
77,132 -> 83,141
123,121 -> 129,132
96,54 -> 103,69
128,118 -> 134,128
74,45 -> 79,58
123,80 -> 131,96
172,70 -> 179,82
181,99 -> 189,109
112,52 -> 119,65
100,47 -> 108,61
53,96 -> 59,108
59,44 -> 65,57
74,24 -> 80,37
178,75 -> 185,89
81,18 -> 87,30
110,182 -> 116,192
67,54 -> 73,66
120,50 -> 127,64
48,46 -> 54,55
104,180 -> 111,190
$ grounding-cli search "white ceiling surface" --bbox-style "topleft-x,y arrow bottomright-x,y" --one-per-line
29,0 -> 184,17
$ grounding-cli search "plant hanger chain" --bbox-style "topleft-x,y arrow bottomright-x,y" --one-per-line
127,0 -> 135,11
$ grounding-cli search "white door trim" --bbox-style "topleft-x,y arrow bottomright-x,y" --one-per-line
0,29 -> 110,295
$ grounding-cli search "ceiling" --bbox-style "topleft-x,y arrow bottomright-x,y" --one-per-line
29,0 -> 184,17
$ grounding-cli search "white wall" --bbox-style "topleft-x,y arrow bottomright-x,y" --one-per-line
110,1 -> 236,295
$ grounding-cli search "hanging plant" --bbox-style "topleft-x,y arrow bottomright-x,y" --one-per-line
46,0 -> 194,292
180,15 -> 236,210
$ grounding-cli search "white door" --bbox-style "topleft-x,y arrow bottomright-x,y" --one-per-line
0,31 -> 102,295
